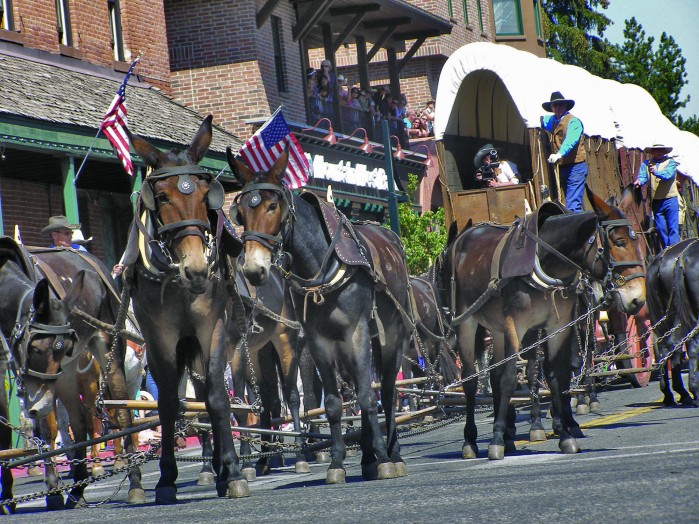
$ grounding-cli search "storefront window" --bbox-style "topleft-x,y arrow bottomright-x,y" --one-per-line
493,0 -> 523,36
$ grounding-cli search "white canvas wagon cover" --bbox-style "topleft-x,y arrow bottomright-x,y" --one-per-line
434,42 -> 699,185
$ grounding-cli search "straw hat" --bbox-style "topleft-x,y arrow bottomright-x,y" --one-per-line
337,74 -> 347,85
542,91 -> 575,112
71,229 -> 93,245
41,215 -> 80,235
644,143 -> 673,155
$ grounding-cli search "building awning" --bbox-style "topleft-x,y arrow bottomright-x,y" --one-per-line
294,0 -> 452,49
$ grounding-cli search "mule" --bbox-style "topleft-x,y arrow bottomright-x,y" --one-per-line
227,147 -> 413,483
646,238 -> 699,407
435,187 -> 646,460
27,246 -> 147,505
124,115 -> 248,503
0,239 -> 81,512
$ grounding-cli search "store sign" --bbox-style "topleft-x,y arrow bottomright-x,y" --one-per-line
308,153 -> 388,190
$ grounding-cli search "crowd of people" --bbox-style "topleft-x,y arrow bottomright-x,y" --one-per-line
306,60 -> 435,145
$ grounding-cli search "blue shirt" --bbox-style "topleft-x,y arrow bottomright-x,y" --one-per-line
541,112 -> 584,157
637,156 -> 677,185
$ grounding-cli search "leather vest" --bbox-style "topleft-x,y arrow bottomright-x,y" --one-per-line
649,158 -> 678,199
552,113 -> 587,165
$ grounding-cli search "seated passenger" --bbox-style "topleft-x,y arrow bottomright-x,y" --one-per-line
474,144 -> 519,188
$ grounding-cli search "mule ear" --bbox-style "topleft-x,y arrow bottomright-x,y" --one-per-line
226,146 -> 250,187
32,279 -> 52,322
186,114 -> 213,164
585,184 -> 613,219
127,127 -> 167,168
267,144 -> 290,185
62,271 -> 86,314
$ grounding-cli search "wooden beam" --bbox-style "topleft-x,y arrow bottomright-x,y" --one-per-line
396,35 -> 427,75
392,28 -> 442,41
366,23 -> 400,62
256,0 -> 283,29
356,35 -> 369,88
333,12 -> 366,52
363,17 -> 411,29
292,0 -> 335,42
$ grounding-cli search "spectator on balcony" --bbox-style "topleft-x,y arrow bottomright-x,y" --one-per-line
337,75 -> 349,105
306,68 -> 320,120
422,100 -> 435,136
407,110 -> 429,138
396,94 -> 410,148
319,59 -> 335,92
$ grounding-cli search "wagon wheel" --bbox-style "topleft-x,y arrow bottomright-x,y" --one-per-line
614,308 -> 653,388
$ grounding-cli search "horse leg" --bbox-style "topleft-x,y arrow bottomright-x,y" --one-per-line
546,330 -> 581,454
189,376 -> 215,486
670,353 -> 692,406
655,339 -> 676,406
488,326 -> 518,460
298,332 -> 322,462
0,382 -> 15,514
36,412 -> 64,510
459,320 -> 481,459
382,335 -> 409,477
255,352 -> 280,476
230,342 -> 256,481
525,331 -> 546,442
687,337 -> 699,407
205,321 -> 249,499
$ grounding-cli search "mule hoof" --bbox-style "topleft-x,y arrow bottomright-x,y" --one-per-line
315,451 -> 331,463
113,459 -> 127,469
0,502 -> 15,515
529,429 -> 547,442
197,472 -> 215,486
127,488 -> 146,504
394,461 -> 408,477
27,466 -> 43,477
488,445 -> 505,460
325,468 -> 346,484
295,461 -> 311,474
462,444 -> 478,460
255,463 -> 271,477
377,462 -> 397,480
91,464 -> 106,477
345,448 -> 358,457
570,397 -> 578,408
241,467 -> 257,482
65,494 -> 85,510
576,404 -> 590,415
559,438 -> 581,454
589,401 -> 601,412
46,494 -> 64,511
226,479 -> 250,498
155,486 -> 178,505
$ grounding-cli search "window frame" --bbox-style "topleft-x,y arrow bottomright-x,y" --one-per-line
533,0 -> 543,38
55,0 -> 73,46
271,16 -> 287,93
493,0 -> 524,36
108,0 -> 125,62
1,0 -> 14,31
476,0 -> 484,32
461,0 -> 469,25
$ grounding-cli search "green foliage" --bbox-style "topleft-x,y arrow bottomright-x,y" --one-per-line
612,17 -> 690,122
394,173 -> 447,275
676,115 -> 699,136
541,0 -> 616,78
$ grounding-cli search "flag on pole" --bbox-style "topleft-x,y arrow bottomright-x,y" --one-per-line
101,56 -> 140,176
239,108 -> 311,189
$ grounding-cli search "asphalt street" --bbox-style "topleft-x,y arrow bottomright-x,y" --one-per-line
5,376 -> 699,523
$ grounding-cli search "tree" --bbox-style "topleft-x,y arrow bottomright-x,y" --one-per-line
393,173 -> 446,275
613,17 -> 690,122
541,0 -> 616,78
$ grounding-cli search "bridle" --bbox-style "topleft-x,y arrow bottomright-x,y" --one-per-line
138,165 -> 225,273
589,218 -> 645,292
229,182 -> 294,257
4,288 -> 75,397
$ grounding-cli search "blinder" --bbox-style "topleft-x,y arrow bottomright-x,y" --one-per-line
139,166 -> 225,211
229,185 -> 290,227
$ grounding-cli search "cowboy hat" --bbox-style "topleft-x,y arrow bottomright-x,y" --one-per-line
473,144 -> 501,168
41,215 -> 80,235
542,91 -> 575,112
71,229 -> 93,245
644,143 -> 673,155
336,74 -> 347,84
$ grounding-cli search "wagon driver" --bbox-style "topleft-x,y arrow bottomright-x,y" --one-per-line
541,91 -> 588,212
634,143 -> 680,248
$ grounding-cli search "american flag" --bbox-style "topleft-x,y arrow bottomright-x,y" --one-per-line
101,56 -> 140,176
239,109 -> 310,189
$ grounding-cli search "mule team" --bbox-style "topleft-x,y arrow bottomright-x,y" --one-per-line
0,115 -> 695,511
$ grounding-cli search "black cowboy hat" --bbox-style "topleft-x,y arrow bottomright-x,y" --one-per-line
542,91 -> 575,112
41,215 -> 80,235
473,144 -> 501,168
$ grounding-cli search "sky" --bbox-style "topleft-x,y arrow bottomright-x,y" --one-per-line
599,0 -> 699,119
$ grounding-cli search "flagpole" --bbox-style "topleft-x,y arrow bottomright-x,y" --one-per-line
74,53 -> 142,186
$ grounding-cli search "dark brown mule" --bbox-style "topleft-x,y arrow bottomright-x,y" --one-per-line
227,147 -> 413,483
227,266 -> 307,479
125,116 -> 249,503
437,188 -> 646,460
27,247 -> 146,506
0,239 -> 81,512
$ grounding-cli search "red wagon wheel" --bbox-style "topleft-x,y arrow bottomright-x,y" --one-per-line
615,307 -> 653,388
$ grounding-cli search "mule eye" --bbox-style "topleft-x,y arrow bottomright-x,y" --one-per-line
614,239 -> 626,247
268,202 -> 279,212
156,194 -> 170,205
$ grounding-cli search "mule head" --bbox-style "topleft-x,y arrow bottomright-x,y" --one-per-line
128,115 -> 223,293
227,146 -> 291,286
18,275 -> 81,419
586,186 -> 646,315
